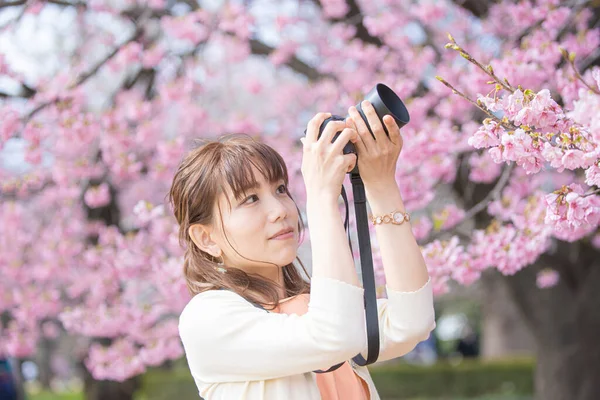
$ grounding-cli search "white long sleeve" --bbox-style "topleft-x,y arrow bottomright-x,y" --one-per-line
359,277 -> 436,364
178,275 -> 436,400
178,276 -> 366,383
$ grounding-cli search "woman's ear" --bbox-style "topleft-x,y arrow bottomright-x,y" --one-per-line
188,224 -> 221,258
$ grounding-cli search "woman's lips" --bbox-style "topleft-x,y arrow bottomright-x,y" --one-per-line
270,231 -> 294,240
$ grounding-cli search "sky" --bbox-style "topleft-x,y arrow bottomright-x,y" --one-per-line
0,0 -> 498,176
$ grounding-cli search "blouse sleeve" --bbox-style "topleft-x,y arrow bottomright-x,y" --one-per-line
178,276 -> 367,383
359,277 -> 436,364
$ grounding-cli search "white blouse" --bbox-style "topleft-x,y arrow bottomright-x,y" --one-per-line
178,276 -> 436,399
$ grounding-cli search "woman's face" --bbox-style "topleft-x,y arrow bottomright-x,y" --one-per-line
212,169 -> 300,273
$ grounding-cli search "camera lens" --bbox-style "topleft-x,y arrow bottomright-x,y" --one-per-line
302,83 -> 410,175
355,84 -> 410,137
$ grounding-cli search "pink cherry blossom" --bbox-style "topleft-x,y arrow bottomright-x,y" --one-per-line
269,41 -> 300,66
142,45 -> 165,68
320,0 -> 349,18
585,163 -> 600,187
536,268 -> 560,289
432,204 -> 466,231
468,120 -> 503,149
84,183 -> 112,209
133,200 -> 165,226
0,108 -> 21,144
545,184 -> 600,241
1,0 -> 599,385
592,233 -> 600,249
411,217 -> 433,241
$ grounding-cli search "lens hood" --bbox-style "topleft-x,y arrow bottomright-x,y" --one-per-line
354,83 -> 410,135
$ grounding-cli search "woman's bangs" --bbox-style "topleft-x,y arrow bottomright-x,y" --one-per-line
220,142 -> 288,205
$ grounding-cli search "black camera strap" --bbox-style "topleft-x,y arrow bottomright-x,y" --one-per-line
313,173 -> 380,373
348,173 -> 381,366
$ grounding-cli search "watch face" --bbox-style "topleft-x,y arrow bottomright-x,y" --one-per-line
392,211 -> 405,223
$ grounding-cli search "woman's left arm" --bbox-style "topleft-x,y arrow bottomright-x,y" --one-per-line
363,185 -> 436,363
347,102 -> 435,362
366,185 -> 430,292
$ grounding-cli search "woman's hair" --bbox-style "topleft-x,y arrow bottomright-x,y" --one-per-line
168,134 -> 311,310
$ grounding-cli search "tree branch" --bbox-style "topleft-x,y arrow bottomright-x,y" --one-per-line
419,24 -> 443,60
153,0 -> 328,82
422,162 -> 515,243
19,12 -> 149,131
583,188 -> 600,198
0,0 -> 26,9
249,38 -> 329,81
451,0 -> 495,18
312,0 -> 383,47
0,0 -> 86,9
48,0 -> 86,6
579,46 -> 600,72
0,82 -> 36,98
75,28 -> 144,88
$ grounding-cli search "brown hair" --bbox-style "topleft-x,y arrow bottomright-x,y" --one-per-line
168,134 -> 311,310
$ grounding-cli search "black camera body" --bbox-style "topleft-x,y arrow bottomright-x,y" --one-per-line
314,83 -> 410,175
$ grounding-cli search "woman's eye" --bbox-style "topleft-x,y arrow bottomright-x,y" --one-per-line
243,194 -> 259,204
277,184 -> 287,194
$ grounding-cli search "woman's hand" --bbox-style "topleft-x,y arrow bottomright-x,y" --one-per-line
301,112 -> 359,199
346,101 -> 403,192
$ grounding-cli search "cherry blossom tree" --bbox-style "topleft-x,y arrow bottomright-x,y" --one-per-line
0,0 -> 598,399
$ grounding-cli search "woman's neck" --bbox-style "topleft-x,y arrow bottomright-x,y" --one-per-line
242,265 -> 287,299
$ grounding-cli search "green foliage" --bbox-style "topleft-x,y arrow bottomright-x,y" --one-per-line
135,365 -> 199,400
27,391 -> 83,400
135,358 -> 534,400
27,358 -> 534,400
371,358 -> 534,399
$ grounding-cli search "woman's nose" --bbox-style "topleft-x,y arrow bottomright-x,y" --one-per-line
267,197 -> 288,222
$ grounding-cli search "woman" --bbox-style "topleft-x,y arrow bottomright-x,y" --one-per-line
169,101 -> 435,399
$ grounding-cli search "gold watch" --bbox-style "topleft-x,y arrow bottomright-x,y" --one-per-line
370,210 -> 410,225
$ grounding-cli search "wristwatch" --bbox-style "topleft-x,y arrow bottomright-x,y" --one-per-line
370,210 -> 410,225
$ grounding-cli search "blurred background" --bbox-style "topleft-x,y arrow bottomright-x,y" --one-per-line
1,0 -> 599,399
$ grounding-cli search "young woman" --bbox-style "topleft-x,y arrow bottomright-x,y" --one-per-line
169,101 -> 435,400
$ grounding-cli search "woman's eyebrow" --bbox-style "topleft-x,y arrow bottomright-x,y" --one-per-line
242,182 -> 261,193
232,182 -> 260,201
235,176 -> 279,197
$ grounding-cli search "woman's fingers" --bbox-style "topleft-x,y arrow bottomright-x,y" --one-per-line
305,112 -> 331,144
343,153 -> 357,173
320,120 -> 347,146
330,127 -> 357,155
361,101 -> 386,143
383,115 -> 402,147
348,106 -> 375,153
345,117 -> 367,155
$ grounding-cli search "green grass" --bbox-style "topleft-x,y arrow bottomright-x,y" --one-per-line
26,391 -> 83,400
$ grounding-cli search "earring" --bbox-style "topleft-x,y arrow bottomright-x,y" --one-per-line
214,255 -> 227,274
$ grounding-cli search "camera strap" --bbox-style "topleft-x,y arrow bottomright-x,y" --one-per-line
314,173 -> 381,373
348,173 -> 381,366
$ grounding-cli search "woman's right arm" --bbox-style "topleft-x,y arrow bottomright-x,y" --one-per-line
302,112 -> 361,286
179,277 -> 365,382
305,188 -> 361,287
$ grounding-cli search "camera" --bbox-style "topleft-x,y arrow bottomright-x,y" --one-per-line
314,83 -> 410,174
